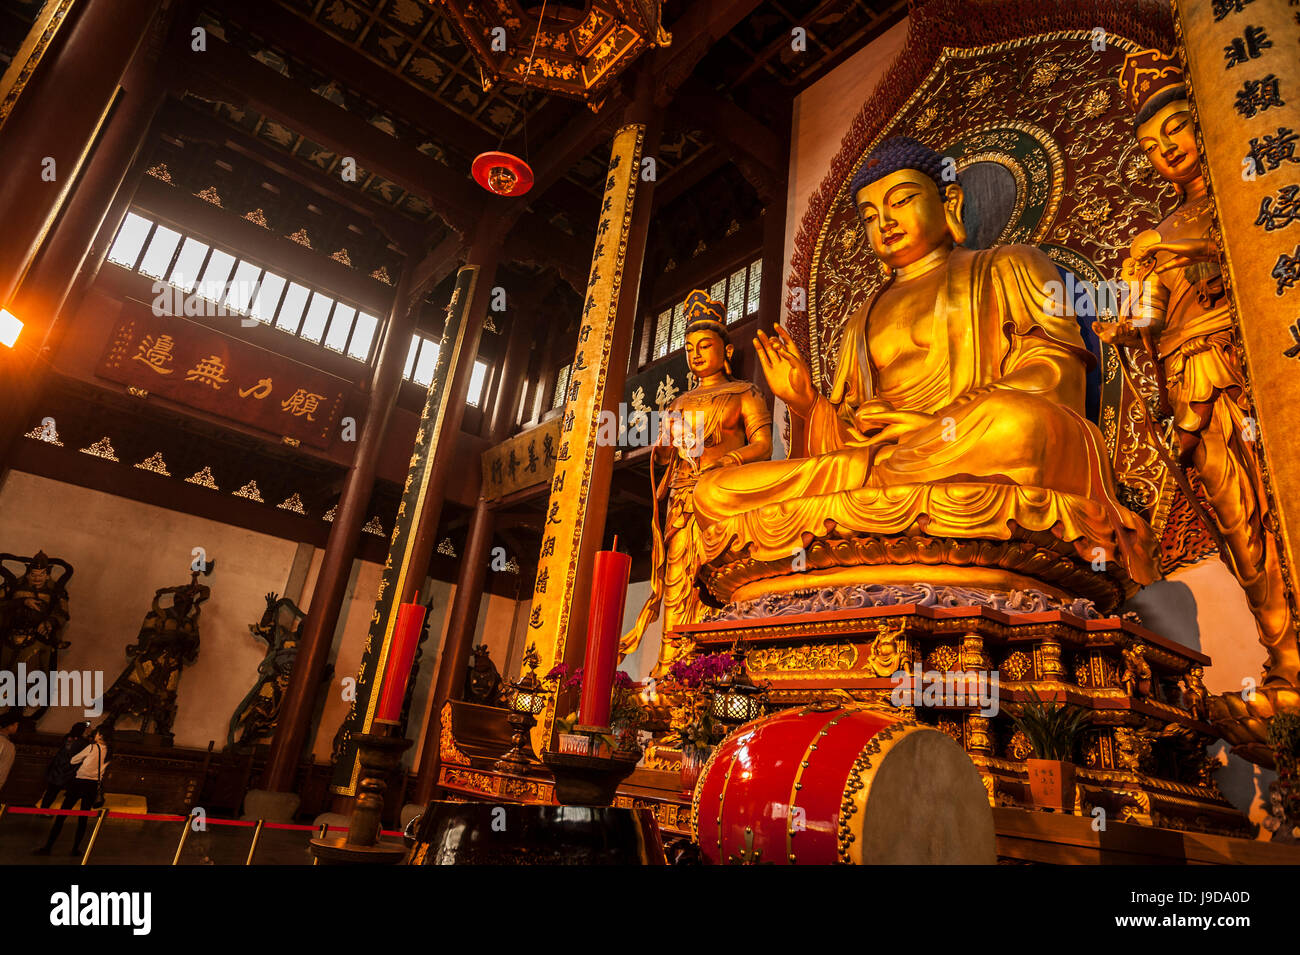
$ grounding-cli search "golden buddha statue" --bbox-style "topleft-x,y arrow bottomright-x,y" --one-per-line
1096,49 -> 1297,688
691,137 -> 1157,611
621,291 -> 773,675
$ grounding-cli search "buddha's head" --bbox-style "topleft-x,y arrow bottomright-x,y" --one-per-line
851,136 -> 966,270
681,289 -> 734,379
1121,49 -> 1200,189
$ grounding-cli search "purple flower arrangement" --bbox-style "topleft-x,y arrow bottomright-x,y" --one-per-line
665,652 -> 734,689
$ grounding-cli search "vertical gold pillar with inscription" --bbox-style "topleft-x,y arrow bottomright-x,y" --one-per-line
1174,0 -> 1300,753
525,123 -> 647,752
331,265 -> 481,795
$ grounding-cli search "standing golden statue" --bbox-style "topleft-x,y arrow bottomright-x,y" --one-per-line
691,137 -> 1156,609
621,290 -> 772,676
1096,49 -> 1298,688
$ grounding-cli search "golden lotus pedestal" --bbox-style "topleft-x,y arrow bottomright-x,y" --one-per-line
676,600 -> 1249,836
699,532 -> 1144,618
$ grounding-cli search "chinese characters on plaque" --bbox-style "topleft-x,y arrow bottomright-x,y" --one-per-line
97,308 -> 353,450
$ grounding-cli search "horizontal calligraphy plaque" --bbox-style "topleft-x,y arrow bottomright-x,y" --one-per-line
96,309 -> 350,450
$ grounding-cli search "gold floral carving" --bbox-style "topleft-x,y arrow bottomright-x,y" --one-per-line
79,437 -> 118,461
276,493 -> 306,515
24,422 -> 62,446
1000,650 -> 1032,681
185,466 -> 219,490
232,480 -> 263,502
133,452 -> 169,476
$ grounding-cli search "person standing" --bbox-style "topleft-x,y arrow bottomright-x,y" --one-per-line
34,725 -> 110,856
38,721 -> 88,808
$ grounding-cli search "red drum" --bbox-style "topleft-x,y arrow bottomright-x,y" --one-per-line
692,703 -> 995,864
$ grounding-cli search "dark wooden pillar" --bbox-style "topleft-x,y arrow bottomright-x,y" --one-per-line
488,311 -> 534,439
261,263 -> 417,792
411,498 -> 496,804
0,0 -> 171,472
411,308 -> 533,803
1,84 -> 168,476
0,0 -> 165,306
401,225 -> 502,603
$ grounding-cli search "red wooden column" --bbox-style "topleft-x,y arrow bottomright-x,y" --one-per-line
411,309 -> 532,804
0,0 -> 165,306
0,0 -> 168,468
261,263 -> 418,793
0,63 -> 169,475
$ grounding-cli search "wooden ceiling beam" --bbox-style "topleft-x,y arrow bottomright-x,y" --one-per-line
672,81 -> 786,202
216,0 -> 500,162
652,144 -> 728,208
649,0 -> 766,102
504,218 -> 589,294
163,100 -> 429,255
411,232 -> 466,302
177,35 -> 484,236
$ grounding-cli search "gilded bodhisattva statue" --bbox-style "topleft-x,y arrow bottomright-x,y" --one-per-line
621,291 -> 772,676
1096,49 -> 1298,690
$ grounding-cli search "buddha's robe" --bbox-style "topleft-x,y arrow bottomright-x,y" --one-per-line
693,245 -> 1157,589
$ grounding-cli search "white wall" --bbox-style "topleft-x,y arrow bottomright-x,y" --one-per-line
0,471 -> 300,749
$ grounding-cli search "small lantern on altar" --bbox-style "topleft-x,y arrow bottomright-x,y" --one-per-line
707,645 -> 769,727
496,644 -> 550,773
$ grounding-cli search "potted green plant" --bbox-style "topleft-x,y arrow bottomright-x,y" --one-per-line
1008,690 -> 1091,811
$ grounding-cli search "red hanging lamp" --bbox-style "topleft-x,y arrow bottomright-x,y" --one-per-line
472,150 -> 534,197
470,1 -> 546,197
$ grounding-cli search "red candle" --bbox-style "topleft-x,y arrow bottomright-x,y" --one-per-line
579,546 -> 632,729
375,602 -> 427,723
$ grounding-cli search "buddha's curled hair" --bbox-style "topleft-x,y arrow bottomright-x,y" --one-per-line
849,136 -> 953,199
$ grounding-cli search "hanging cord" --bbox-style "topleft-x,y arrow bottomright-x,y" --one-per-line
495,0 -> 547,158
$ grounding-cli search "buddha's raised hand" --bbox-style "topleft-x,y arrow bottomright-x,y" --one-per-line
754,324 -> 817,417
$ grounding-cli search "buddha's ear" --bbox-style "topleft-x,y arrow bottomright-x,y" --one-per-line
943,183 -> 967,246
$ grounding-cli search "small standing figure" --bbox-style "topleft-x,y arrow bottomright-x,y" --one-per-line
464,644 -> 503,707
1181,665 -> 1209,721
227,593 -> 305,749
0,551 -> 73,722
621,290 -> 773,677
101,569 -> 210,739
1097,49 -> 1297,687
1121,641 -> 1152,699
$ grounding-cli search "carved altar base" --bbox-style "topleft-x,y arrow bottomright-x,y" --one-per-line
700,533 -> 1143,616
677,603 -> 1249,837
